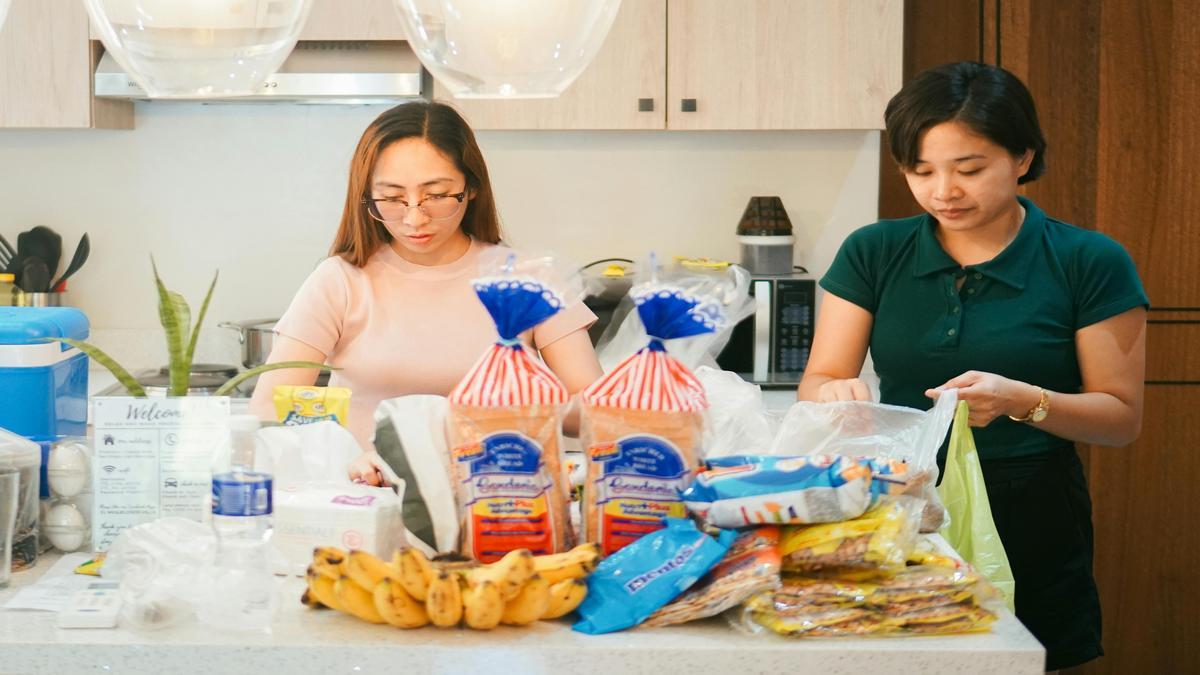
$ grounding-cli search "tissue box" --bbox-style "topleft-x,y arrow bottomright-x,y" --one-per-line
272,483 -> 405,576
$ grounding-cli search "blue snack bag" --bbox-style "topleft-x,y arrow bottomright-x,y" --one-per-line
573,517 -> 736,634
681,455 -> 875,527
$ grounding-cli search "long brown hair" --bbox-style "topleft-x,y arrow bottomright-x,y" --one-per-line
330,101 -> 503,266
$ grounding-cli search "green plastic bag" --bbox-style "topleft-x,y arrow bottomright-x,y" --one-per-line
937,401 -> 1016,610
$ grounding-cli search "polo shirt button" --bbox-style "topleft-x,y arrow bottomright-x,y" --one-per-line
952,307 -> 961,314
967,288 -> 976,294
947,328 -> 957,336
974,273 -> 983,280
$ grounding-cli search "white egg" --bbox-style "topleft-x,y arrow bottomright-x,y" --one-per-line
47,441 -> 90,498
44,503 -> 88,552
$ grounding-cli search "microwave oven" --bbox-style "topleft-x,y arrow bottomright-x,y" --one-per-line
715,273 -> 815,388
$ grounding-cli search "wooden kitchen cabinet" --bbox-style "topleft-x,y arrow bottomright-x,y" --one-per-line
0,0 -> 131,129
299,0 -> 406,40
666,0 -> 903,130
439,0 -> 667,131
444,0 -> 902,131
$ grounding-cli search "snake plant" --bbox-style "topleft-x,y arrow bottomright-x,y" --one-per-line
51,261 -> 329,397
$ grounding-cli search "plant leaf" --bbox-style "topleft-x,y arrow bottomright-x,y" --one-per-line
186,270 -> 219,375
214,361 -> 335,397
47,338 -> 146,397
152,258 -> 189,396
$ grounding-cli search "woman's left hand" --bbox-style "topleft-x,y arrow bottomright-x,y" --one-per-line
926,371 -> 1041,427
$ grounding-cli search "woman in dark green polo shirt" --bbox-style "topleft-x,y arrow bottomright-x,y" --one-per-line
799,62 -> 1147,671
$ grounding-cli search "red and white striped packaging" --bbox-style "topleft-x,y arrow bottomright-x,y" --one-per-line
580,344 -> 708,555
447,343 -> 572,562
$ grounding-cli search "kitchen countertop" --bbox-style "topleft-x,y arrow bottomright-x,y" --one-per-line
1,552 -> 1045,675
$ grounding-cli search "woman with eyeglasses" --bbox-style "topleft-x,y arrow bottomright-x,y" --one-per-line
249,102 -> 603,482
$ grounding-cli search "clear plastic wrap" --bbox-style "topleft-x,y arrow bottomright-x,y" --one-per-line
101,517 -> 219,630
593,258 -> 753,372
773,389 -> 958,532
779,496 -> 924,575
446,248 -> 578,562
740,562 -> 999,638
643,526 -> 782,627
581,258 -> 733,555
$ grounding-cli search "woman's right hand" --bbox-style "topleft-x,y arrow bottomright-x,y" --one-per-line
347,451 -> 388,487
817,378 -> 872,402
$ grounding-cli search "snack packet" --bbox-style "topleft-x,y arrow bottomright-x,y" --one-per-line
573,517 -> 735,634
273,385 -> 351,427
681,455 -> 874,528
643,526 -> 782,627
581,263 -> 729,554
779,496 -> 923,574
446,251 -> 576,562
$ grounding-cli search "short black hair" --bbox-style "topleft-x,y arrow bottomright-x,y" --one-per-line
884,61 -> 1046,184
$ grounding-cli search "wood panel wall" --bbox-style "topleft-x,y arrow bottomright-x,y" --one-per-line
880,2 -> 1200,673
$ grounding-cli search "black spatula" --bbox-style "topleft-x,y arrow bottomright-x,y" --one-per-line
51,233 -> 90,292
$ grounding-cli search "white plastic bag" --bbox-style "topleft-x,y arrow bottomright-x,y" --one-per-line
695,366 -> 776,458
772,390 -> 958,532
373,395 -> 460,555
101,517 -> 218,630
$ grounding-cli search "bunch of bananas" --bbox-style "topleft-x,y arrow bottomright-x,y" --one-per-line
302,543 -> 601,630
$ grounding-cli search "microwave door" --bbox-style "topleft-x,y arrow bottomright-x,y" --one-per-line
753,279 -> 771,382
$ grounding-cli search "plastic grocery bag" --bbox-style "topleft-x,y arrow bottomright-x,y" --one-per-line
937,401 -> 1016,610
773,390 -> 957,532
695,365 -> 777,458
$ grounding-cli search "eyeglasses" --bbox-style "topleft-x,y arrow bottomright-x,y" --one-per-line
362,191 -> 468,223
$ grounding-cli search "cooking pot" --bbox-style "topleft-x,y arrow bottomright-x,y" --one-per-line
219,319 -> 278,369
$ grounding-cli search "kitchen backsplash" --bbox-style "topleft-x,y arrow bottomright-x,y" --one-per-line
0,103 -> 881,370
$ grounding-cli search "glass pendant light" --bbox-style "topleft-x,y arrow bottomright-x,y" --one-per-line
83,0 -> 314,98
392,0 -> 622,99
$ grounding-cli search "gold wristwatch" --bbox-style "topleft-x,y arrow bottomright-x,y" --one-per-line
1009,388 -> 1050,423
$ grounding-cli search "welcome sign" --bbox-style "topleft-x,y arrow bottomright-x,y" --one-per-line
91,397 -> 230,551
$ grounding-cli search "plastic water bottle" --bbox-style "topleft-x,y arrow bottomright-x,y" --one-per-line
201,415 -> 277,631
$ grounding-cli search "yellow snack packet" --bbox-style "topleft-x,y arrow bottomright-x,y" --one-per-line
273,385 -> 351,427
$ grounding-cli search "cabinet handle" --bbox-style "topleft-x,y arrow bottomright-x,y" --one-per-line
638,98 -> 654,112
680,98 -> 697,112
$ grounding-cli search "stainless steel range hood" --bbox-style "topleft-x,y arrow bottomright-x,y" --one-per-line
95,41 -> 429,103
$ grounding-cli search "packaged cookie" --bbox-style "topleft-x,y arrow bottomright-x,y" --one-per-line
581,268 -> 729,555
779,496 -> 923,575
447,251 -> 577,562
643,526 -> 782,627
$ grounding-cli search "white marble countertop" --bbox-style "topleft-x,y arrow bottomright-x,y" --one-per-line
1,552 -> 1044,675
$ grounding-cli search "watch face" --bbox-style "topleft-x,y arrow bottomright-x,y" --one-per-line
1031,408 -> 1048,423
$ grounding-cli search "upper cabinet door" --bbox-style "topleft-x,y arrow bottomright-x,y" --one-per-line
0,0 -> 131,129
667,0 -> 903,130
300,0 -> 406,40
439,0 -> 667,130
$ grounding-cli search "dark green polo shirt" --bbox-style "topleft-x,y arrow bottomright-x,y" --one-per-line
821,197 -> 1148,460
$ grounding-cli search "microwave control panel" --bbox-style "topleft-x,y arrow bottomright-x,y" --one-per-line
773,279 -> 815,375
